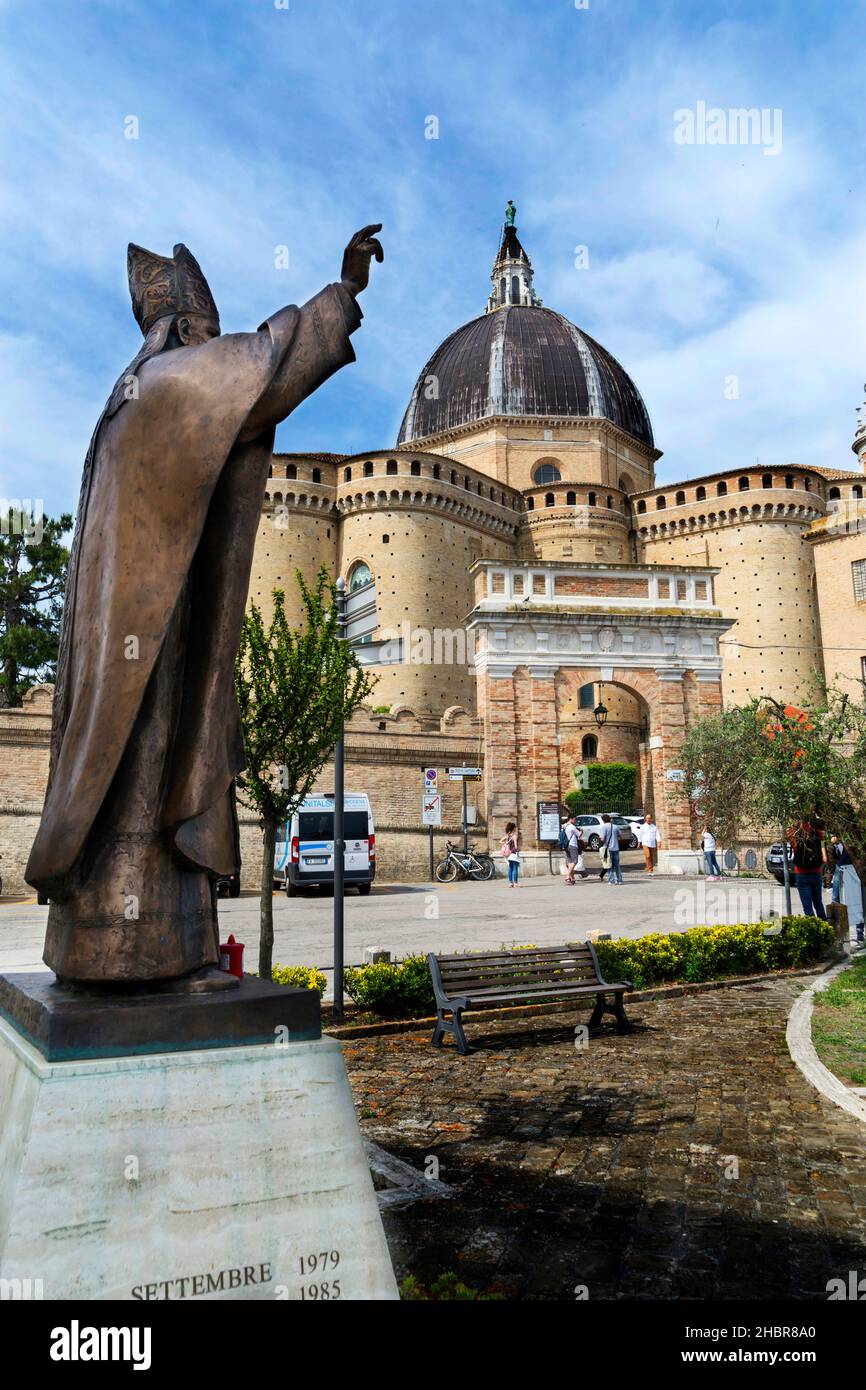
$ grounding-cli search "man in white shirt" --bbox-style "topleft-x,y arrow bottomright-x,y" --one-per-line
638,815 -> 660,874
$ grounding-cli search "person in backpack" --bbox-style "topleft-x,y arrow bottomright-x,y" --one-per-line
787,820 -> 827,919
500,821 -> 520,887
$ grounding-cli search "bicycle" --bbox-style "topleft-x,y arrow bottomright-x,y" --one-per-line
434,840 -> 496,882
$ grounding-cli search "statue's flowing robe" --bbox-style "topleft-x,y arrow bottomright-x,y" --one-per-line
26,284 -> 361,981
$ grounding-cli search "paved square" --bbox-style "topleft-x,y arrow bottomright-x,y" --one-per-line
344,975 -> 866,1299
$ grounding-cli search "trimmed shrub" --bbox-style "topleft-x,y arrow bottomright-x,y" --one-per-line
340,919 -> 832,1022
272,964 -> 328,995
566,761 -> 637,809
594,916 -> 833,990
343,955 -> 435,1019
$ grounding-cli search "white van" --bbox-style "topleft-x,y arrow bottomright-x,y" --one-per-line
275,793 -> 375,896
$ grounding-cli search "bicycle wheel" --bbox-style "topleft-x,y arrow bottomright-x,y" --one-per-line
435,858 -> 458,883
472,855 -> 496,881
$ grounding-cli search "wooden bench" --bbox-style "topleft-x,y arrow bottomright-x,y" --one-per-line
427,943 -> 634,1055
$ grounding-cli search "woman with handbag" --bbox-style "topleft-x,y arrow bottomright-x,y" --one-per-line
501,822 -> 520,887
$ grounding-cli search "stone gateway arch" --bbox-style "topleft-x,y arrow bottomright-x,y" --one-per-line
469,559 -> 734,871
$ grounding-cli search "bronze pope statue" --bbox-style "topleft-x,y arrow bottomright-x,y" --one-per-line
26,225 -> 383,990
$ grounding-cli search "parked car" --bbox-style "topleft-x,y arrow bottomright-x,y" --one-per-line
216,870 -> 241,898
572,814 -> 633,851
766,842 -> 794,884
275,792 -> 375,896
600,812 -> 642,850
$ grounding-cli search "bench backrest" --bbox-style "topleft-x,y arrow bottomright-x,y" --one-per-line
432,944 -> 602,994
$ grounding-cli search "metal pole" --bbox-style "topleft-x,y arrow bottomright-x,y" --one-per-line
462,778 -> 468,855
781,823 -> 792,917
333,578 -> 346,1021
429,824 -> 434,880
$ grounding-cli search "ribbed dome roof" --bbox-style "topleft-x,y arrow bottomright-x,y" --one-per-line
397,305 -> 653,448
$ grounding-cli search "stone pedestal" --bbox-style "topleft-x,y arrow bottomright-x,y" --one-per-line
0,975 -> 397,1301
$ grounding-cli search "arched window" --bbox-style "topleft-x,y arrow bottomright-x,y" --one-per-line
696,486 -> 706,501
581,734 -> 598,759
829,486 -> 841,500
566,491 -> 576,506
578,683 -> 594,709
343,466 -> 352,482
717,480 -> 728,496
545,492 -> 555,507
637,499 -> 647,514
348,561 -> 373,592
588,491 -> 597,506
762,473 -> 773,488
287,464 -> 297,480
784,473 -> 793,488
606,495 -> 613,509
268,464 -> 273,478
853,485 -> 863,500
499,277 -> 506,303
511,275 -> 520,304
312,468 -> 322,484
363,461 -> 374,477
532,461 -> 562,485
803,476 -> 811,491
450,470 -> 457,484
675,490 -> 686,505
386,459 -> 398,475
656,495 -> 666,509
738,476 -> 750,491
433,464 -> 440,479
527,497 -> 535,510
410,460 -> 421,476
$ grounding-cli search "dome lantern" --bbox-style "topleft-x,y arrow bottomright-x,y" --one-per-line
486,202 -> 542,312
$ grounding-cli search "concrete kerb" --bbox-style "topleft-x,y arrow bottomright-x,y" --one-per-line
326,960 -> 831,1041
786,954 -> 866,1126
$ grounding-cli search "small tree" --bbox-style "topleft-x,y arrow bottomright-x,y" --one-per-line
235,569 -> 376,979
681,687 -> 866,911
0,508 -> 71,706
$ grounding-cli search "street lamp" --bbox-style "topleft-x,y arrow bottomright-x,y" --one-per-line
593,700 -> 608,728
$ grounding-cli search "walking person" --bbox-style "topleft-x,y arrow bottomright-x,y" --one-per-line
701,826 -> 722,880
638,814 -> 660,875
500,821 -> 520,887
561,813 -> 583,885
829,832 -> 865,946
787,820 -> 827,919
600,814 -> 623,885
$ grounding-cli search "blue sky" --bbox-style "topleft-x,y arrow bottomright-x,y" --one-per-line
2,0 -> 865,513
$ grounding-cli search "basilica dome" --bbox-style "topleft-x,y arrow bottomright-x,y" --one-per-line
397,217 -> 653,449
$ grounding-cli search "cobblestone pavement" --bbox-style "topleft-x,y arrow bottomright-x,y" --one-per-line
343,977 -> 866,1300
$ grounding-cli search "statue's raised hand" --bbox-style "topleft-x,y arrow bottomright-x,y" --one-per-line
341,224 -> 384,298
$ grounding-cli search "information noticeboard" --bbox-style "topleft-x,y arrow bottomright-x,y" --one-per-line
537,800 -> 561,842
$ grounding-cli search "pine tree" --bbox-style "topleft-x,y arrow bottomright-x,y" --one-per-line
0,508 -> 72,707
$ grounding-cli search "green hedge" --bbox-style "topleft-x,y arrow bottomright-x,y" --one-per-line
340,919 -> 832,1020
594,917 -> 833,989
343,955 -> 435,1019
272,964 -> 328,995
566,761 -> 637,809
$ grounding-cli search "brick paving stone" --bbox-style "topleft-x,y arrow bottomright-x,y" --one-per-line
342,977 -> 866,1299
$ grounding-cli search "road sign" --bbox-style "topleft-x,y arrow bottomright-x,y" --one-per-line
422,792 -> 442,826
424,767 -> 438,790
447,766 -> 482,781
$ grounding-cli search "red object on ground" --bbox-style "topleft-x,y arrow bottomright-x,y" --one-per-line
219,933 -> 245,979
